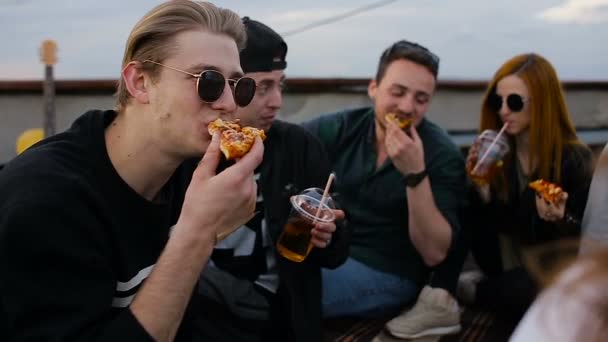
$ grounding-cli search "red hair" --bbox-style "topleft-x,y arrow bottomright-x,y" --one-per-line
479,53 -> 581,200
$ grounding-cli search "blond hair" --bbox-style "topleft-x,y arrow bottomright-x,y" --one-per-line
115,0 -> 246,111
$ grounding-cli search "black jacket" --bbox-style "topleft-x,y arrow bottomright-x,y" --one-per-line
262,120 -> 351,341
468,143 -> 593,246
260,120 -> 350,268
194,120 -> 351,342
0,110 -> 193,341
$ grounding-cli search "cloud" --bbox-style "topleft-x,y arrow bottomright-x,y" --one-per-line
1,1 -> 607,80
538,0 -> 608,24
268,8 -> 346,23
262,2 -> 415,35
268,7 -> 415,24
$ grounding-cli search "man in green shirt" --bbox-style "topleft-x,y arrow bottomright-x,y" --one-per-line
303,40 -> 467,339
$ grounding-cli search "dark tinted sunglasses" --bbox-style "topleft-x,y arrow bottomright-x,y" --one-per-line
383,40 -> 440,74
143,60 -> 256,107
488,93 -> 529,113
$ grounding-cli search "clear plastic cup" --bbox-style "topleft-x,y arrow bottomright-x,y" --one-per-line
467,129 -> 510,186
276,189 -> 335,262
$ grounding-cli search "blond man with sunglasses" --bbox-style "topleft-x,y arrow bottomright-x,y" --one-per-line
0,1 -> 262,341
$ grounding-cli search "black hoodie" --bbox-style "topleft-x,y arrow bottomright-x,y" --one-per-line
0,110 -> 196,341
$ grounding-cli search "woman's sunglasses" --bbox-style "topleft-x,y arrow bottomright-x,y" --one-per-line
488,93 -> 529,113
143,60 -> 256,107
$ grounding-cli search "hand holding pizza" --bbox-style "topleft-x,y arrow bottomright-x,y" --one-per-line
384,117 -> 425,175
530,179 -> 569,222
176,130 -> 264,245
385,113 -> 412,130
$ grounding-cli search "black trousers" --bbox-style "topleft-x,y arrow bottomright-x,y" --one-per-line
466,215 -> 537,321
428,208 -> 537,323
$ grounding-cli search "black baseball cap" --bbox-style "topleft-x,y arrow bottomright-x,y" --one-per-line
240,17 -> 287,73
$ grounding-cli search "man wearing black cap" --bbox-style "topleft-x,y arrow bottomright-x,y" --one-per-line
194,17 -> 351,342
236,16 -> 288,132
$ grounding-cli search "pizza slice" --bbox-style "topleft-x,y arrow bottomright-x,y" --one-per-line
385,113 -> 413,129
208,118 -> 241,135
529,179 -> 564,203
241,126 -> 267,141
208,118 -> 266,160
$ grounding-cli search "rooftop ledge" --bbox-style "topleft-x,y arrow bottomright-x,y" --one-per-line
2,79 -> 608,94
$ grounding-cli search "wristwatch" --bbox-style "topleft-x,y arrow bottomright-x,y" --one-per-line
403,169 -> 427,188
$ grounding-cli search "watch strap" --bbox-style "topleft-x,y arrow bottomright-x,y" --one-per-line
403,169 -> 427,188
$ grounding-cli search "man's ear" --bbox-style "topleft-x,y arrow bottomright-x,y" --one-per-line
367,79 -> 377,101
122,61 -> 150,104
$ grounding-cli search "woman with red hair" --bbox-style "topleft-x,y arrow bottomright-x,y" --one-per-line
459,53 -> 593,323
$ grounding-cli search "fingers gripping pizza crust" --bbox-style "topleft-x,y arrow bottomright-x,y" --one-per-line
385,113 -> 413,129
208,118 -> 266,160
529,179 -> 564,203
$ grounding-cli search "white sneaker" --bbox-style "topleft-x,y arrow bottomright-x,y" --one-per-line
385,286 -> 461,339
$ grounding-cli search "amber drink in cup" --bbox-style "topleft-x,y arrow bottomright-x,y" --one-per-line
467,129 -> 510,186
276,192 -> 335,262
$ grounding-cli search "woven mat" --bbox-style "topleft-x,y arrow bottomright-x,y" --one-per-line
324,305 -> 518,342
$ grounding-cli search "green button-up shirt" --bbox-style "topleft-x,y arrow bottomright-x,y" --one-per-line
303,107 -> 466,284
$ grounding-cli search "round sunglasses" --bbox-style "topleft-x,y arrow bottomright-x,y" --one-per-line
488,93 -> 529,113
143,60 -> 256,107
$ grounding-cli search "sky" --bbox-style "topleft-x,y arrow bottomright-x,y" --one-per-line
0,0 -> 607,81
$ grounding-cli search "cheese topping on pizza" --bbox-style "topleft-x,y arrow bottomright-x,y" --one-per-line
529,179 -> 564,203
208,118 -> 266,160
385,113 -> 413,129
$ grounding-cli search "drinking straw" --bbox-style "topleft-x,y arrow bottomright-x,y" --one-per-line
471,123 -> 509,175
314,173 -> 335,222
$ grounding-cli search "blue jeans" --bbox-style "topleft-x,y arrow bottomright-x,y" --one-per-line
322,257 -> 419,318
